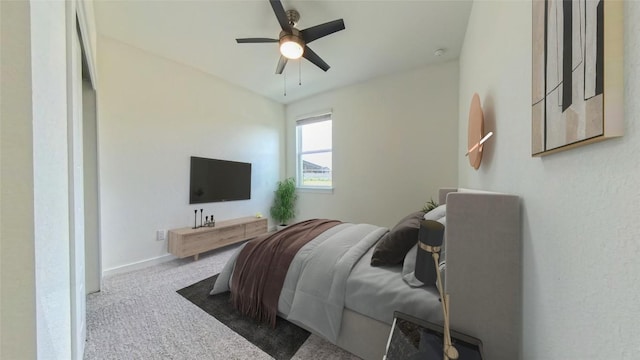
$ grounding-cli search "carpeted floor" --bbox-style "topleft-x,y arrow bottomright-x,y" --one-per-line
177,274 -> 310,360
84,244 -> 361,360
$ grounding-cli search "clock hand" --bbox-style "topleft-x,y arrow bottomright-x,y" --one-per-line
465,131 -> 493,156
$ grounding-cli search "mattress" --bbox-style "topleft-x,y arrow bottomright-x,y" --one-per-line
345,243 -> 444,326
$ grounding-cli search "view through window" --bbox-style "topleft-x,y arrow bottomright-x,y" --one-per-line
296,114 -> 332,188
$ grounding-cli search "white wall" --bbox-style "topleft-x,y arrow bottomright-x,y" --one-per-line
459,1 -> 640,359
31,1 -> 73,358
97,37 -> 285,272
83,80 -> 101,293
77,0 -> 98,87
286,61 -> 459,228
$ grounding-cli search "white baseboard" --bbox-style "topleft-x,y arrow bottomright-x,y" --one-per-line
103,253 -> 176,278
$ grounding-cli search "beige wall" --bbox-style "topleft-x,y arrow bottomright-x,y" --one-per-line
459,1 -> 640,358
0,1 -> 38,358
286,61 -> 459,228
97,37 -> 285,273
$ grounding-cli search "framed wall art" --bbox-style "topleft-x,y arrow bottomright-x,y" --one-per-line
531,0 -> 623,156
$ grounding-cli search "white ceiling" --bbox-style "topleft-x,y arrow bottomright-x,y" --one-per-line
94,0 -> 473,104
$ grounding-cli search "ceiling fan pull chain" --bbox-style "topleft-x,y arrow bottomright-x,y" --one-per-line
283,70 -> 287,96
299,59 -> 302,86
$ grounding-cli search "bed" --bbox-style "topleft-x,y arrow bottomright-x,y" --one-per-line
211,188 -> 521,360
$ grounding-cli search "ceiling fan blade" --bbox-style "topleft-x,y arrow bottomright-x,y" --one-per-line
302,46 -> 330,72
269,0 -> 291,31
300,19 -> 345,43
236,38 -> 278,44
275,55 -> 288,74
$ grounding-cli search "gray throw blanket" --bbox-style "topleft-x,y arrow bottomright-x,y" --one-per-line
230,219 -> 342,327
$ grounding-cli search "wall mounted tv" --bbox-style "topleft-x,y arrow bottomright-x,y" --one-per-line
189,156 -> 251,204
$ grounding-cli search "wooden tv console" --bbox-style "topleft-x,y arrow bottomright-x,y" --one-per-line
168,216 -> 268,260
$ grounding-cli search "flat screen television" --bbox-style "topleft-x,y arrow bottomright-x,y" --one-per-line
189,156 -> 251,204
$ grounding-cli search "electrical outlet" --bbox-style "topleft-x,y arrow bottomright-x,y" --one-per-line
156,230 -> 166,241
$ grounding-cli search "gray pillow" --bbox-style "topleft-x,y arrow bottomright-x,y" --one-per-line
370,211 -> 425,266
401,245 -> 425,286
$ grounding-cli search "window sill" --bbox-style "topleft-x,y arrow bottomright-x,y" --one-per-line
297,186 -> 334,194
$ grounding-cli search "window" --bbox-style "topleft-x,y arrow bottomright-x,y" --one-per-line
296,113 -> 332,189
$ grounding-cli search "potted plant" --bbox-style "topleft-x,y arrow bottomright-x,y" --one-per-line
270,177 -> 297,229
422,198 -> 439,213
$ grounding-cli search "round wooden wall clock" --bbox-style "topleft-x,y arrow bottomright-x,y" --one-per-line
466,93 -> 492,170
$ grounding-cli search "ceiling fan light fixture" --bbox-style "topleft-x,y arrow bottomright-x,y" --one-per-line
279,34 -> 304,59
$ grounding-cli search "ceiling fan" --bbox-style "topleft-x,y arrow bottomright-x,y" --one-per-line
236,0 -> 345,74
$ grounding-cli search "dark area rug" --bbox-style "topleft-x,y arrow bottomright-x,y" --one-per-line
177,274 -> 310,360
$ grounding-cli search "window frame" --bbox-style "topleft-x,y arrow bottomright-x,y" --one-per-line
295,113 -> 333,190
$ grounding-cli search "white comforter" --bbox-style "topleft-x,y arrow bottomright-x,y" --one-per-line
211,222 -> 388,343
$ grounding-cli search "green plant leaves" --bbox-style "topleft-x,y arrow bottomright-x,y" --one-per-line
422,198 -> 438,213
270,177 -> 298,224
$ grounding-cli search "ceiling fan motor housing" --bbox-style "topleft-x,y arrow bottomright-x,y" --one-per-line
286,9 -> 300,26
279,28 -> 303,43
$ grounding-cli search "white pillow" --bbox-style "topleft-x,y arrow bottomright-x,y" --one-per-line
423,204 -> 446,220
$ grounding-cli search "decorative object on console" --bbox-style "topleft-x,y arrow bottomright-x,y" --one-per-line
531,0 -> 623,156
466,93 -> 492,170
415,220 -> 458,360
193,210 -> 216,228
270,177 -> 298,228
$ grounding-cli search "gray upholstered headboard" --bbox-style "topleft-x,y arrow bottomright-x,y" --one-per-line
439,188 -> 522,360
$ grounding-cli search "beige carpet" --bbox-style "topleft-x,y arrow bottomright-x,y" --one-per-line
84,244 -> 361,360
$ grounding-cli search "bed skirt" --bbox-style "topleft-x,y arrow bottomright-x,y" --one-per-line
286,308 -> 392,360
